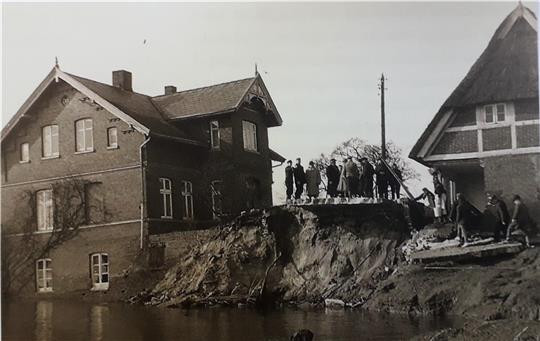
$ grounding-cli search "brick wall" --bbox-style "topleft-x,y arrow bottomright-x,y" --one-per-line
482,127 -> 512,151
3,223 -> 142,296
516,124 -> 540,148
483,153 -> 540,223
148,229 -> 217,266
432,131 -> 478,155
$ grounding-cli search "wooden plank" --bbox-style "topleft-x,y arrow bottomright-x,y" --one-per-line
411,242 -> 524,263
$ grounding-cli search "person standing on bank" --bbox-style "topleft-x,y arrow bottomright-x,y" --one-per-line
389,163 -> 402,200
487,194 -> 509,242
285,160 -> 294,201
344,157 -> 360,197
306,161 -> 322,200
326,159 -> 340,198
337,161 -> 348,197
293,158 -> 307,200
506,195 -> 533,247
375,161 -> 389,200
453,193 -> 473,247
434,179 -> 448,223
360,158 -> 375,198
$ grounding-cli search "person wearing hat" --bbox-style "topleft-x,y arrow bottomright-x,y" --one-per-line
506,195 -> 533,247
306,161 -> 322,200
293,158 -> 307,200
285,160 -> 294,201
326,158 -> 340,198
359,157 -> 374,198
344,156 -> 360,197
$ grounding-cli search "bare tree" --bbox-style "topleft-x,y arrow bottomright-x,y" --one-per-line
312,137 -> 419,196
2,178 -> 95,295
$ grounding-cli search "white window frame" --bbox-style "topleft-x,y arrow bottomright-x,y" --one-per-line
90,253 -> 109,291
211,180 -> 223,219
75,119 -> 94,153
36,259 -> 53,292
107,127 -> 118,149
37,189 -> 54,231
159,178 -> 173,219
242,120 -> 258,152
484,103 -> 506,124
42,125 -> 59,158
210,120 -> 220,150
20,142 -> 30,163
181,181 -> 194,220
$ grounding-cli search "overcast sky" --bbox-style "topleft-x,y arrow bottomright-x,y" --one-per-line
2,2 -> 537,202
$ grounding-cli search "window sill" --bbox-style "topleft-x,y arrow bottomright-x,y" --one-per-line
244,149 -> 260,155
36,228 -> 54,234
37,289 -> 53,293
41,155 -> 60,160
211,147 -> 221,152
91,285 -> 109,291
107,145 -> 119,150
19,160 -> 31,164
74,149 -> 95,155
160,216 -> 173,220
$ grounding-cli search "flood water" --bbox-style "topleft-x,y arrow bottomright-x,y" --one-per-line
2,299 -> 457,340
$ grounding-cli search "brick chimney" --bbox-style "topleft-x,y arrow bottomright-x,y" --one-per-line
164,85 -> 177,95
112,70 -> 132,91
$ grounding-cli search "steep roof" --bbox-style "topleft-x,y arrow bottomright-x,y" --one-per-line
152,77 -> 256,120
67,73 -> 198,142
410,4 -> 538,162
2,67 -> 283,145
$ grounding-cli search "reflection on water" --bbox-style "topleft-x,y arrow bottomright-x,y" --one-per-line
35,301 -> 53,341
90,305 -> 109,341
2,299 -> 457,341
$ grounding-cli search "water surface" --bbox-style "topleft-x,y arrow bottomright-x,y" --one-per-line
2,299 -> 455,340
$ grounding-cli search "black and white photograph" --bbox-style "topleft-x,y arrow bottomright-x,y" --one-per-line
1,1 -> 539,340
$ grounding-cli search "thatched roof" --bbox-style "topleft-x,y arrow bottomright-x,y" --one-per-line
410,4 -> 538,162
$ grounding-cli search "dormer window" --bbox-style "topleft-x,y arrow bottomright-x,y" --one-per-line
484,103 -> 506,124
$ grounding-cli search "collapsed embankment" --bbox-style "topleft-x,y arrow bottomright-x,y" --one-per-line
131,204 -> 540,338
131,204 -> 409,307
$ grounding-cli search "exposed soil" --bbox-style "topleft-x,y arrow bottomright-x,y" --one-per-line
130,205 -> 540,340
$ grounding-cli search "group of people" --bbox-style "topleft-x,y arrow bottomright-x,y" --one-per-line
285,157 -> 403,201
415,171 -> 534,247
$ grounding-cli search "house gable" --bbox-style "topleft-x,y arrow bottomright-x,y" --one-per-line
410,4 -> 539,164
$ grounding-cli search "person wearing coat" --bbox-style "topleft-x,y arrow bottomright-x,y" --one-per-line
337,162 -> 348,197
487,194 -> 509,241
285,160 -> 294,201
359,158 -> 374,198
305,161 -> 322,199
389,164 -> 402,200
434,179 -> 448,222
293,158 -> 307,200
344,157 -> 360,197
375,161 -> 389,200
326,159 -> 340,198
506,195 -> 533,247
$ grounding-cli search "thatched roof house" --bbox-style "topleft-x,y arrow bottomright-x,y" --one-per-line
409,3 -> 539,217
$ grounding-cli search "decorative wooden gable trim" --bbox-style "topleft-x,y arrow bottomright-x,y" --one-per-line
1,66 -> 150,143
238,75 -> 283,126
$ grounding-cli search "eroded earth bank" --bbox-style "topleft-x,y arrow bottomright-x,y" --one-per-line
131,205 -> 540,340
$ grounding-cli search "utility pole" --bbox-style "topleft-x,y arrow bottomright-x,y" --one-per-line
379,73 -> 387,159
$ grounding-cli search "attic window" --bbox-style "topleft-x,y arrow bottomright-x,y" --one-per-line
484,104 -> 506,124
210,121 -> 220,150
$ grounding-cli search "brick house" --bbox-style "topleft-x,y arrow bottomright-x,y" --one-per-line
410,4 -> 539,222
1,66 -> 284,295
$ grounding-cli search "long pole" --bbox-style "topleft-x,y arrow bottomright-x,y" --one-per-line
380,73 -> 386,159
